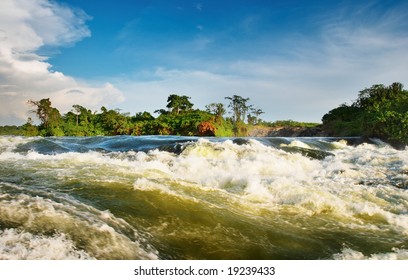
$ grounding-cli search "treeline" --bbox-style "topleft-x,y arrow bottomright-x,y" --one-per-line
14,94 -> 265,137
0,125 -> 25,136
322,82 -> 408,147
263,120 -> 320,128
1,82 -> 407,146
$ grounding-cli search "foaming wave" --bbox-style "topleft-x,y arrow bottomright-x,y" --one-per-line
0,228 -> 93,260
333,247 -> 408,260
0,183 -> 158,260
2,136 -> 408,259
0,136 -> 34,153
131,139 -> 408,234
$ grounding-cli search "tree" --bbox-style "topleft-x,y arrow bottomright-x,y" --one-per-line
247,107 -> 264,125
322,82 -> 408,146
28,98 -> 52,128
71,105 -> 80,126
154,109 -> 168,115
28,98 -> 63,136
21,117 -> 39,136
131,112 -> 155,136
133,111 -> 155,122
62,104 -> 101,136
205,103 -> 226,123
71,105 -> 90,126
321,103 -> 363,136
98,107 -> 123,135
225,95 -> 251,124
166,94 -> 194,114
20,94 -> 267,138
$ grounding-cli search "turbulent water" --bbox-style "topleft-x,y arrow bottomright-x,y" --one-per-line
0,135 -> 407,260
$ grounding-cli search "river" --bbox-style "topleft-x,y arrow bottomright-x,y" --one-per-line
0,135 -> 407,259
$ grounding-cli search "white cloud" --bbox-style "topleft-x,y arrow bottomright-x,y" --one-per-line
2,0 -> 406,126
115,3 -> 408,123
117,45 -> 408,123
115,67 -> 332,122
0,0 -> 124,125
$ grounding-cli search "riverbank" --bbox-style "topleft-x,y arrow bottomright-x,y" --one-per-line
248,125 -> 406,150
248,125 -> 327,137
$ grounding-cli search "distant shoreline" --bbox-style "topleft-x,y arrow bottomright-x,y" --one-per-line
0,127 -> 404,150
248,125 -> 327,137
0,123 -> 406,150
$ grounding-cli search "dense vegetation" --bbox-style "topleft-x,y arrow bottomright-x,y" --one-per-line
322,82 -> 408,147
1,94 -> 264,137
1,82 -> 407,148
262,120 -> 320,128
0,125 -> 25,136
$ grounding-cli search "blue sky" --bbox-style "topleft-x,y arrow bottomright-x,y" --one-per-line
49,0 -> 328,77
1,0 -> 408,125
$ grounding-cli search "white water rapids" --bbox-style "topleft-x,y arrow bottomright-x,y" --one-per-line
0,136 -> 407,259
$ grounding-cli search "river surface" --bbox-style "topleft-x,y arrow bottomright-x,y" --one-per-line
0,135 -> 407,260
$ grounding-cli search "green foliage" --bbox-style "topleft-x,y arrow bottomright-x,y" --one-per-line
11,84 -> 407,145
322,82 -> 408,145
28,98 -> 63,136
247,107 -> 264,125
21,118 -> 39,136
18,93 -> 264,137
152,110 -> 214,136
166,94 -> 193,115
132,111 -> 154,122
0,125 -> 25,136
213,118 -> 235,137
205,103 -> 226,123
264,120 -> 320,128
224,95 -> 260,136
225,95 -> 251,124
321,105 -> 364,136
62,105 -> 103,136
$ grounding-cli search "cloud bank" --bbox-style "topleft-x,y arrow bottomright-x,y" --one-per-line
0,0 -> 123,125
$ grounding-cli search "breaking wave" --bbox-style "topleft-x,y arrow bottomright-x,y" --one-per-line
0,136 -> 407,259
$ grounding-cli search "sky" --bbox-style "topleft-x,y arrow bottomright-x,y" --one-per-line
1,0 -> 408,125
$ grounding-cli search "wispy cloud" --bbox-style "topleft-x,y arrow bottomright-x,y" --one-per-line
0,0 -> 124,125
240,15 -> 262,34
2,0 -> 407,125
195,3 -> 203,11
115,1 -> 408,122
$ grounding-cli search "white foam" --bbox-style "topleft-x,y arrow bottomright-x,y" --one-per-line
128,139 -> 408,235
0,190 -> 158,260
0,229 -> 94,260
2,136 -> 408,258
331,139 -> 349,149
333,247 -> 408,260
2,138 -> 407,228
0,136 -> 33,153
280,140 -> 312,149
